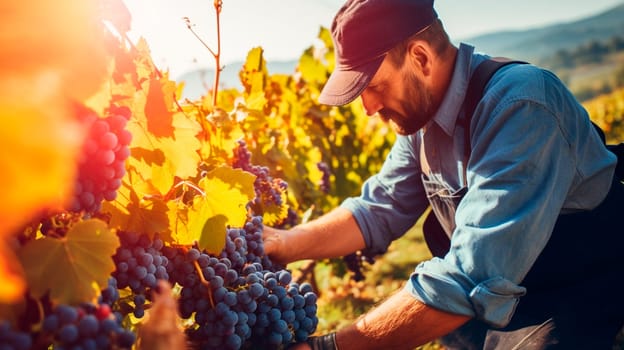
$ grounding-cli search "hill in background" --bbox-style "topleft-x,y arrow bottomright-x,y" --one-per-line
459,3 -> 624,63
177,2 -> 624,100
176,60 -> 297,100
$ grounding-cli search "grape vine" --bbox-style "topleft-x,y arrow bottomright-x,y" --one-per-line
2,1 -> 396,349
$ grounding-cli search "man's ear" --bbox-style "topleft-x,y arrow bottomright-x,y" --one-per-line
407,40 -> 432,76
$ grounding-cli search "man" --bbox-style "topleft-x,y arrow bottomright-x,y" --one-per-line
264,0 -> 624,349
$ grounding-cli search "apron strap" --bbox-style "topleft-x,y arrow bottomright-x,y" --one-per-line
422,58 -> 526,257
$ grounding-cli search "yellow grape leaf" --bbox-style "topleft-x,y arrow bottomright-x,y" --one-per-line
102,175 -> 170,238
134,38 -> 160,84
246,90 -> 268,111
128,78 -> 170,143
18,219 -> 119,305
216,87 -> 241,112
167,200 -> 210,249
144,76 -> 175,138
258,201 -> 289,227
125,147 -> 174,197
318,26 -> 333,51
175,80 -> 186,103
203,166 -> 256,205
240,47 -> 268,94
296,27 -> 334,85
127,77 -> 202,194
243,47 -> 265,72
166,201 -> 192,245
298,46 -> 329,85
168,167 -> 255,253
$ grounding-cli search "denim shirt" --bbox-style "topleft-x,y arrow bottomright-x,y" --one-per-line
340,43 -> 617,327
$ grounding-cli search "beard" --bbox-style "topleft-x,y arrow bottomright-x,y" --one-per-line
378,70 -> 435,136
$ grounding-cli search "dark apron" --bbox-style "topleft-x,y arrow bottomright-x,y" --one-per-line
422,173 -> 624,349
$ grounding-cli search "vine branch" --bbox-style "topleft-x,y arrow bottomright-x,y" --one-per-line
182,0 -> 224,109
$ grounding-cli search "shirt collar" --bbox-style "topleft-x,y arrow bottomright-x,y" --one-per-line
429,43 -> 477,137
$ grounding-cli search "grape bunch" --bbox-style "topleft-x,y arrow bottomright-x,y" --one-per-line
0,320 -> 32,350
248,271 -> 319,348
164,215 -> 318,349
40,303 -> 135,349
175,251 -> 259,349
232,139 -> 288,210
343,251 -> 376,282
99,277 -> 121,307
226,215 -> 282,271
69,105 -> 132,213
316,161 -> 331,194
111,231 -> 169,318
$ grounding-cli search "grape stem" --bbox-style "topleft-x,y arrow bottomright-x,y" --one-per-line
192,260 -> 215,308
295,261 -> 320,296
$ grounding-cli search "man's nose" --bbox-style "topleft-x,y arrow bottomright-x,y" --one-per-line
360,90 -> 383,116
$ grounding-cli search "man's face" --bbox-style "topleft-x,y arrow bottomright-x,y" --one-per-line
361,56 -> 435,136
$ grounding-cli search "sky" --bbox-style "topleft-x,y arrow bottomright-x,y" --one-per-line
123,0 -> 624,79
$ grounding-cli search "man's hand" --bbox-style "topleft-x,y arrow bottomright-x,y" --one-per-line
286,334 -> 337,350
262,226 -> 291,265
287,343 -> 312,350
263,207 -> 367,265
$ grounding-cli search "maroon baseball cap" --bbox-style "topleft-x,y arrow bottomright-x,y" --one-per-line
318,0 -> 438,106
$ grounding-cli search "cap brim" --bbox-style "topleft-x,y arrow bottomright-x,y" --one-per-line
318,55 -> 385,106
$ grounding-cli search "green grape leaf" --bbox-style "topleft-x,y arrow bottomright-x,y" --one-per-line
189,202 -> 228,254
18,219 -> 119,306
168,167 -> 255,253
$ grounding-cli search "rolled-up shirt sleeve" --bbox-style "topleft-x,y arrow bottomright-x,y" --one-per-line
340,135 -> 430,255
407,67 -> 615,327
407,266 -> 527,328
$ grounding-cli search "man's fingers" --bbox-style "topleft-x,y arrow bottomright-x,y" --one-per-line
262,225 -> 277,240
262,226 -> 281,256
263,236 -> 277,255
262,226 -> 291,264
